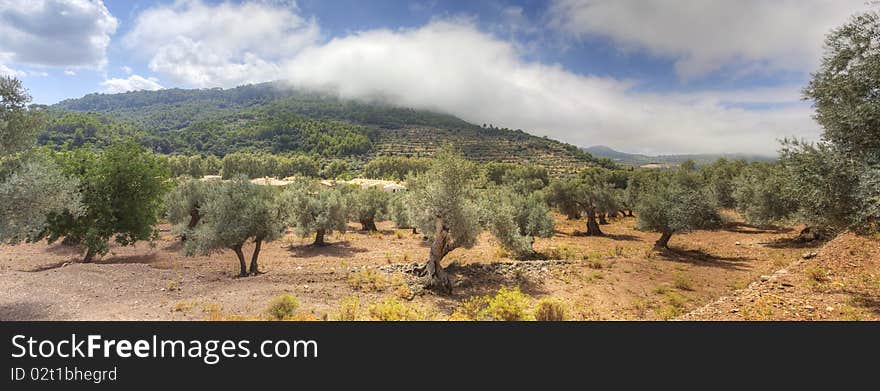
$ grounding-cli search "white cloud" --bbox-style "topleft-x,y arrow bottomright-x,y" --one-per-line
279,20 -> 819,155
64,69 -> 76,76
548,0 -> 868,79
0,63 -> 25,78
124,0 -> 320,87
101,75 -> 164,93
121,2 -> 836,154
121,66 -> 132,75
0,0 -> 117,69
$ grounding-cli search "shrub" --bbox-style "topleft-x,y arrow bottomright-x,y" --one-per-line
534,298 -> 566,321
334,297 -> 360,321
266,294 -> 300,320
673,273 -> 694,291
484,287 -> 532,321
367,298 -> 423,321
348,269 -> 389,292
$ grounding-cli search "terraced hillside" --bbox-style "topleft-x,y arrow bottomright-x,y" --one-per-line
47,82 -> 606,174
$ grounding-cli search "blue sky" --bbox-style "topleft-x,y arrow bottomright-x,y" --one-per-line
0,0 -> 873,154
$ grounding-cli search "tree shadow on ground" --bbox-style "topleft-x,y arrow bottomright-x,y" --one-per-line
603,233 -> 643,242
0,301 -> 64,321
762,237 -> 825,249
847,291 -> 880,316
723,221 -> 793,235
658,248 -> 753,271
287,241 -> 369,258
446,263 -> 550,298
93,253 -> 159,265
23,260 -> 72,272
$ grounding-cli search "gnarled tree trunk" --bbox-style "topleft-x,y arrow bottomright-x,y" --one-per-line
249,236 -> 263,275
417,217 -> 453,294
599,213 -> 609,225
360,218 -> 378,231
232,245 -> 247,277
314,228 -> 326,246
585,209 -> 604,236
655,229 -> 673,249
181,208 -> 200,241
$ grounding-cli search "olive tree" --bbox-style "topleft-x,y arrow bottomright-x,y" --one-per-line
388,193 -> 417,234
0,157 -> 83,244
350,186 -> 389,231
279,179 -> 349,246
0,76 -> 43,156
404,147 -> 483,293
635,171 -> 722,249
165,177 -> 211,241
187,176 -> 284,276
804,11 -> 880,157
0,78 -> 82,244
779,139 -> 862,232
547,178 -> 617,236
481,186 -> 554,259
732,163 -> 797,226
796,11 -> 880,233
43,141 -> 170,262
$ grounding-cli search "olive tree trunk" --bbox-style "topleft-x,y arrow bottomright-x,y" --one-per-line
232,244 -> 247,277
82,247 -> 96,263
655,229 -> 673,249
418,217 -> 453,294
314,228 -> 326,246
599,213 -> 609,225
360,218 -> 378,231
249,236 -> 263,275
585,209 -> 604,236
181,208 -> 201,242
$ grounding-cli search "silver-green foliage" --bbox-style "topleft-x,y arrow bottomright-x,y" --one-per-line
0,158 -> 83,244
404,147 -> 483,251
732,163 -> 796,226
164,177 -> 211,239
635,171 -> 721,246
0,77 -> 43,156
481,186 -> 554,258
186,176 -> 284,274
278,179 -> 349,241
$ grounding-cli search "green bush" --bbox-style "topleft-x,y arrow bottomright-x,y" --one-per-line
266,294 -> 300,320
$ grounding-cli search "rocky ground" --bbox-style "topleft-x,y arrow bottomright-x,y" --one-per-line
682,232 -> 880,320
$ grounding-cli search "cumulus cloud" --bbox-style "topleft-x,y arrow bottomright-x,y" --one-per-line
280,20 -> 818,155
101,75 -> 164,93
0,0 -> 117,69
124,0 -> 319,87
548,0 -> 867,79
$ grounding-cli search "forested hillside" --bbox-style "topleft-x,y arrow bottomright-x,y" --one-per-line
46,83 -> 607,174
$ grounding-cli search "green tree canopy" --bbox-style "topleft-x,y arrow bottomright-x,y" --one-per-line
635,170 -> 722,249
44,141 -> 171,261
187,176 -> 284,276
279,179 -> 349,246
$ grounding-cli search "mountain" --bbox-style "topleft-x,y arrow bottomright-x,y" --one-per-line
44,82 -> 608,175
583,145 -> 775,168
